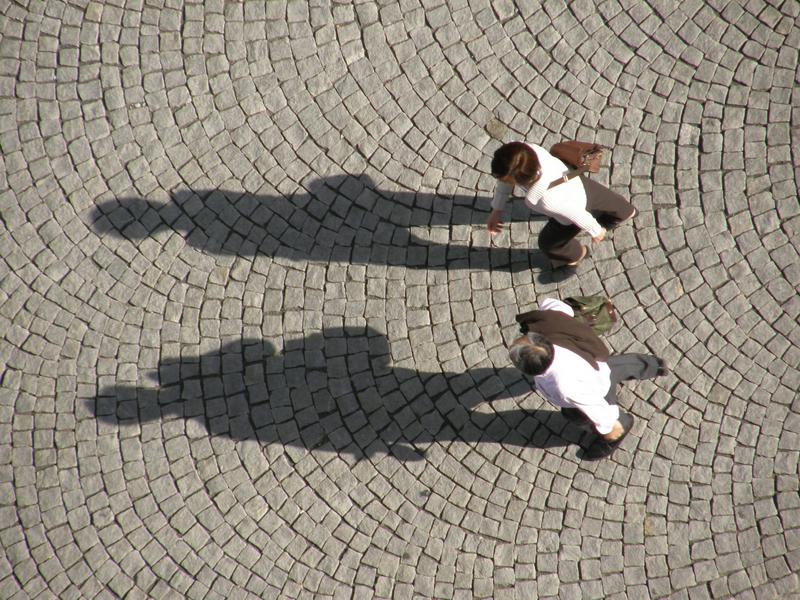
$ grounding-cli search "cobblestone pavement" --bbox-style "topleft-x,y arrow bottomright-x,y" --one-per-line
1,1 -> 799,599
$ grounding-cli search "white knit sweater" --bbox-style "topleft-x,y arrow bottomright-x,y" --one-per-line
490,143 -> 603,237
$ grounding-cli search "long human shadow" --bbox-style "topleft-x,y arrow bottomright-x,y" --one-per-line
92,327 -> 602,461
90,174 -> 550,272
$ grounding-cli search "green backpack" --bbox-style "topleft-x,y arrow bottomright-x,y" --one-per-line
564,296 -> 618,335
515,296 -> 619,336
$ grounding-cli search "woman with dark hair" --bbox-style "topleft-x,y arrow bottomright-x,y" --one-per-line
489,142 -> 636,267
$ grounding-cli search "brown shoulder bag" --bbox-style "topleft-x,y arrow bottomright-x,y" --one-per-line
550,141 -> 605,173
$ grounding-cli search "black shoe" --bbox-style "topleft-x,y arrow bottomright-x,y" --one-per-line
656,357 -> 669,377
582,412 -> 634,460
618,410 -> 634,434
581,442 -> 617,460
603,411 -> 634,445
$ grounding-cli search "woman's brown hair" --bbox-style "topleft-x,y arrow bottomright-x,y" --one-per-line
491,142 -> 541,186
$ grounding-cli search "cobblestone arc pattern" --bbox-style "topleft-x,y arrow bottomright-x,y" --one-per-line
1,1 -> 799,599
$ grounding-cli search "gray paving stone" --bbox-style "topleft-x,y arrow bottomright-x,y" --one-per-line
0,2 -> 798,599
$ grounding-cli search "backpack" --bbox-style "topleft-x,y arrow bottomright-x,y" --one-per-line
563,296 -> 618,335
516,296 -> 618,336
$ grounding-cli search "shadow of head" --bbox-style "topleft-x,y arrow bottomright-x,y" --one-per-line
91,326 -> 595,460
88,174 -> 546,271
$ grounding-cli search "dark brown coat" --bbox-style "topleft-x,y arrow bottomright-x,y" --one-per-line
516,309 -> 609,370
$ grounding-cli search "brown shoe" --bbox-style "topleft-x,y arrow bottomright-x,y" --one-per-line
618,207 -> 637,225
550,245 -> 587,269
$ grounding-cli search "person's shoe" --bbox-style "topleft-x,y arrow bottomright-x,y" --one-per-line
550,245 -> 587,269
580,412 -> 636,459
601,411 -> 634,444
619,207 -> 637,224
603,207 -> 637,231
656,357 -> 669,377
581,442 -> 617,460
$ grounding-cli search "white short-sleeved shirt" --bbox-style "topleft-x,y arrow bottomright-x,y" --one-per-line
532,298 -> 618,434
491,143 -> 603,237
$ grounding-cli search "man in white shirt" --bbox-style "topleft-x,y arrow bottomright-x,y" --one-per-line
508,298 -> 667,446
488,142 -> 636,267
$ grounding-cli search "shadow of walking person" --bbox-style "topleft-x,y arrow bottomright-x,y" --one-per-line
92,327 -> 602,461
90,174 -> 549,272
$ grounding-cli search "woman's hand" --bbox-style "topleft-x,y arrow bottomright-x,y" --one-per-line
592,227 -> 606,243
487,209 -> 505,235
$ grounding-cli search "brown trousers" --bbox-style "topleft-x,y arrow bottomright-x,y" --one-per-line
538,176 -> 635,263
